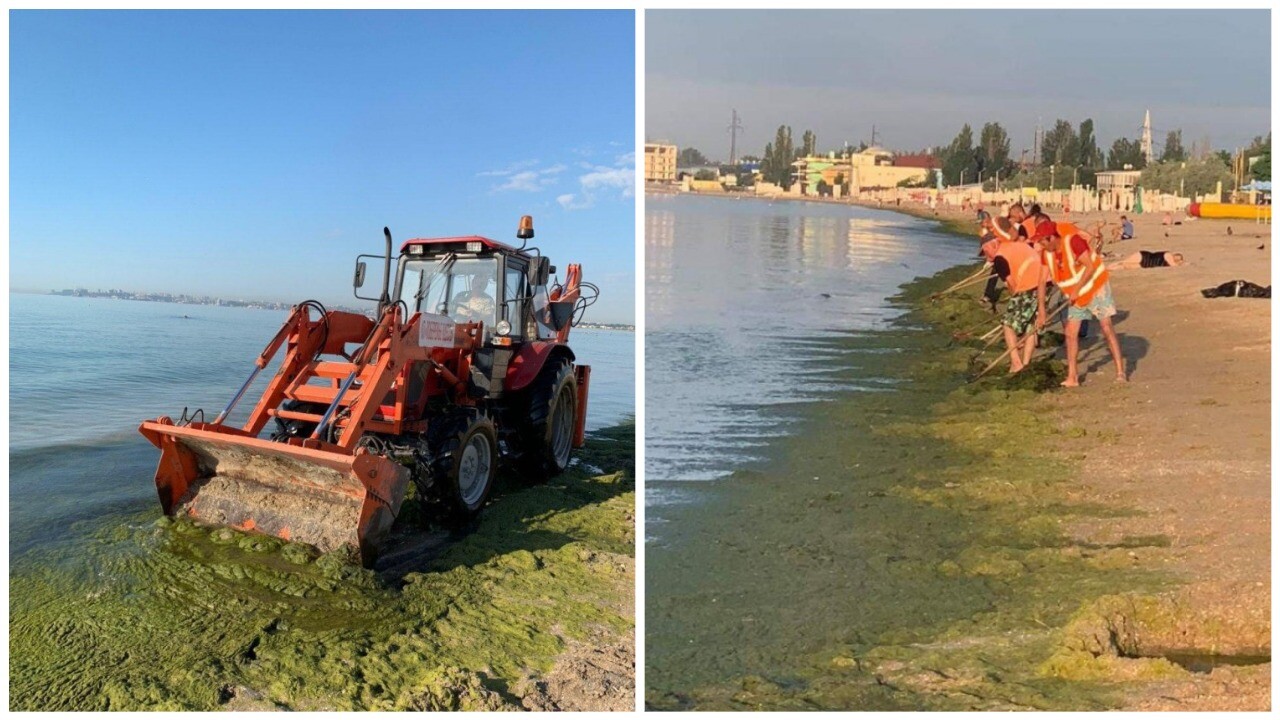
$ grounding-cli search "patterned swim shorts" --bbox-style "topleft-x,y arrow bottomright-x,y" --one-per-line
1067,282 -> 1117,321
1001,290 -> 1038,336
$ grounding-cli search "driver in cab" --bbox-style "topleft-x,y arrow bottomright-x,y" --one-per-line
450,271 -> 495,323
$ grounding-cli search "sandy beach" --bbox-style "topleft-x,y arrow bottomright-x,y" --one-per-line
890,200 -> 1272,709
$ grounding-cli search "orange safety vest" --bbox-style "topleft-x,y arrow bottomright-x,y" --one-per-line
995,242 -> 1041,293
1046,239 -> 1109,306
1019,217 -> 1038,240
1055,221 -> 1082,241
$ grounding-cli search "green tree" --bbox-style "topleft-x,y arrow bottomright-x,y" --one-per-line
940,124 -> 974,185
978,122 -> 1010,179
1041,119 -> 1079,166
1214,150 -> 1232,167
1245,133 -> 1271,181
761,125 -> 795,189
677,147 -> 709,167
1107,137 -> 1146,170
1160,130 -> 1186,163
1250,153 -> 1271,181
1078,119 -> 1100,168
801,130 -> 817,158
1140,156 -> 1232,196
693,168 -> 718,181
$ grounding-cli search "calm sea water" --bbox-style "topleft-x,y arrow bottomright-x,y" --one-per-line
645,195 -> 973,507
8,293 -> 633,558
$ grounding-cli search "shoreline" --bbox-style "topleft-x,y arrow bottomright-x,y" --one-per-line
645,200 -> 1269,709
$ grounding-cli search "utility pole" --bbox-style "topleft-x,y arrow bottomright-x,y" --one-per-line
727,109 -> 744,166
1140,109 -> 1154,165
1033,118 -> 1042,166
870,124 -> 878,148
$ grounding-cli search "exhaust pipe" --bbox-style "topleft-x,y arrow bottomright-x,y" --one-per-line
378,227 -> 393,313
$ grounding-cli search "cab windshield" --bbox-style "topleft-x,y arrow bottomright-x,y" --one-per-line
400,256 -> 499,330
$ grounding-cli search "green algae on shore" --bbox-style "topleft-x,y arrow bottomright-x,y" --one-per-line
645,264 -> 1184,710
9,423 -> 635,711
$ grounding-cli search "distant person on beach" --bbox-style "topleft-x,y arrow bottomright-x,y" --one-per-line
1109,250 -> 1184,270
993,240 -> 1044,372
1034,220 -> 1127,386
1108,215 -> 1135,243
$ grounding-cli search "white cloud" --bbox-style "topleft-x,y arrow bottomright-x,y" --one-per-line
580,166 -> 634,196
477,159 -> 540,177
481,145 -> 634,205
557,193 -> 590,210
486,162 -> 565,192
558,152 -> 636,211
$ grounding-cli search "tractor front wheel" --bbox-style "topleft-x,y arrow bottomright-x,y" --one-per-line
433,411 -> 498,520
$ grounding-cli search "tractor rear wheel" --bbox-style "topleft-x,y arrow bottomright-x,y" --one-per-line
431,411 -> 498,520
515,357 -> 578,481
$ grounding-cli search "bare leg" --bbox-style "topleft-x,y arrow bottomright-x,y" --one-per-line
1020,331 -> 1038,367
1098,316 -> 1127,381
1062,318 -> 1082,386
1109,252 -> 1144,271
1003,325 -> 1025,373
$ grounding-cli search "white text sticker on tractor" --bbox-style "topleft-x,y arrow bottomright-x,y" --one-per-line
418,313 -> 458,348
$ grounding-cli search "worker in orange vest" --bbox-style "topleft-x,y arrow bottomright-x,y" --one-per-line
1032,220 -> 1127,387
979,216 -> 1019,307
992,240 -> 1044,373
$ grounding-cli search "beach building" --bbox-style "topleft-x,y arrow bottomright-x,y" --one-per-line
645,143 -> 678,184
791,147 -> 930,196
1095,170 -> 1143,192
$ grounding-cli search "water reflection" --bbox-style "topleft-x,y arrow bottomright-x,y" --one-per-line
645,195 -> 971,494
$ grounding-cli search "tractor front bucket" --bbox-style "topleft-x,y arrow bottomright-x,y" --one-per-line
138,419 -> 409,564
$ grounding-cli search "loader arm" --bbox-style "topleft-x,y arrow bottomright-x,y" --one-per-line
549,263 -> 583,344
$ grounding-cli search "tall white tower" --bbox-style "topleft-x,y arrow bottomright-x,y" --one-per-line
1140,109 -> 1154,164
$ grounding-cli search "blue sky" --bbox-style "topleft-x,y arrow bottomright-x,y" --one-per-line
648,10 -> 1270,161
11,10 -> 636,323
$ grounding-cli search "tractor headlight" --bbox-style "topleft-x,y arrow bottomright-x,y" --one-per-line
495,320 -> 512,336
465,241 -> 483,253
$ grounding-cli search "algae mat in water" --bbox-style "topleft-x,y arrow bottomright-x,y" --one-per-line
9,424 -> 635,711
646,265 -> 1180,710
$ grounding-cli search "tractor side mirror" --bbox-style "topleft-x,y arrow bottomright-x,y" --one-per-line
527,256 -> 551,287
353,261 -> 367,290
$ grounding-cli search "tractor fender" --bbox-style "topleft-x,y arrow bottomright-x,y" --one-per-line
505,342 -> 575,393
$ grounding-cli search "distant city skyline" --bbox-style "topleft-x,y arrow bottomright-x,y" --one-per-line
10,11 -> 637,324
647,10 -> 1270,163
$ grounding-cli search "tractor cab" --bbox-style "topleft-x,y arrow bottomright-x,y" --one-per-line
354,222 -> 571,347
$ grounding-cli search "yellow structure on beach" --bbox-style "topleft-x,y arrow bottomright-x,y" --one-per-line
645,143 -> 678,184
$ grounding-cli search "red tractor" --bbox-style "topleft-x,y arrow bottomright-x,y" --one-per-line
139,216 -> 596,564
